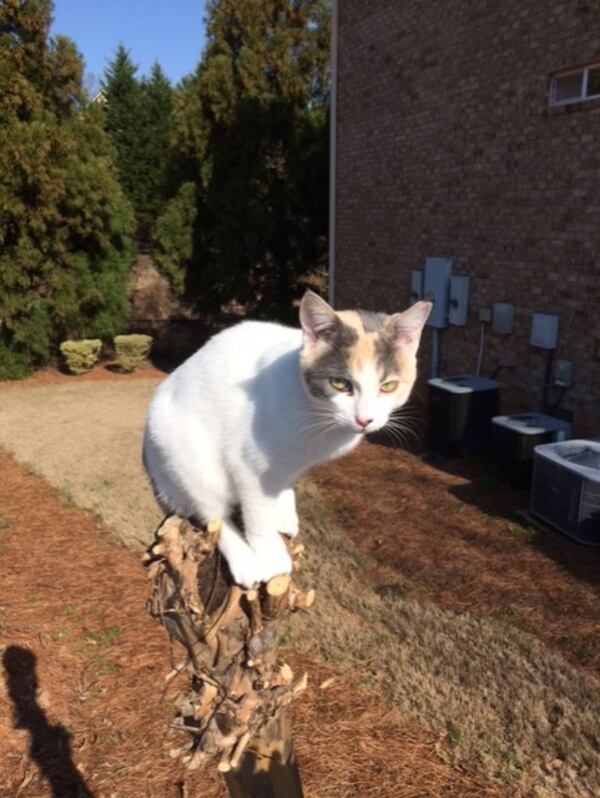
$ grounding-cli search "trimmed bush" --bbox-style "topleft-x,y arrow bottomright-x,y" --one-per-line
60,339 -> 102,375
113,334 -> 153,372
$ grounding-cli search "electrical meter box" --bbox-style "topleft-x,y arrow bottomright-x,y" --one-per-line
410,270 -> 424,305
423,257 -> 453,328
531,313 -> 559,350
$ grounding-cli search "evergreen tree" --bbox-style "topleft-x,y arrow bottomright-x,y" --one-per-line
0,0 -> 134,378
153,182 -> 197,296
102,50 -> 174,223
139,61 -> 173,217
101,45 -> 144,210
155,0 -> 331,318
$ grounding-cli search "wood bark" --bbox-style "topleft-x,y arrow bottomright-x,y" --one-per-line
144,517 -> 312,797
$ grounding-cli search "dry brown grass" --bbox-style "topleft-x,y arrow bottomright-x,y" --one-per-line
293,481 -> 600,797
0,379 -> 163,548
1,378 -> 599,795
313,443 -> 600,676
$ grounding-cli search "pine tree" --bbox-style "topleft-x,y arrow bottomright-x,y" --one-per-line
0,0 -> 134,377
101,45 -> 144,210
152,182 -> 197,296
102,50 -> 174,224
155,0 -> 331,318
139,61 -> 173,217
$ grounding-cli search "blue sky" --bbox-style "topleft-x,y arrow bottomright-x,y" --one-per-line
51,0 -> 206,90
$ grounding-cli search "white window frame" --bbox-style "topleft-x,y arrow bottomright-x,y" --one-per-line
549,63 -> 600,107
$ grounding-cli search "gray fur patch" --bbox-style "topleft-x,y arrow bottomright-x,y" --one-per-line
303,321 -> 358,398
374,331 -> 398,379
356,309 -> 389,333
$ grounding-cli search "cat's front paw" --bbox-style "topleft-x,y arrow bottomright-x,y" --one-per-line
222,548 -> 263,588
277,511 -> 299,538
250,535 -> 293,583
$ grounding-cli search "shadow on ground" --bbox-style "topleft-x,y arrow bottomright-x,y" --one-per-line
426,452 -> 600,593
3,646 -> 95,798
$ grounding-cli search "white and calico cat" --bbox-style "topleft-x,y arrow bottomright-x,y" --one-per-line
143,291 -> 431,587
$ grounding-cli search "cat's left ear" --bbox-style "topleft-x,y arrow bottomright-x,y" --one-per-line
387,301 -> 432,354
299,290 -> 339,346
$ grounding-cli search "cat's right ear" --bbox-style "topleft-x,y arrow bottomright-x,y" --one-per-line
299,290 -> 339,347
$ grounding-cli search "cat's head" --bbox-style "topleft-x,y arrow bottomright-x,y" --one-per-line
299,291 -> 432,434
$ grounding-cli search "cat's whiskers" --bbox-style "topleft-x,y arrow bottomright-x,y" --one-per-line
295,410 -> 336,436
383,414 -> 423,449
296,418 -> 339,448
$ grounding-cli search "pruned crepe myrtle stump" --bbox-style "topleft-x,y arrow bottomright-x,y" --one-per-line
144,517 -> 314,795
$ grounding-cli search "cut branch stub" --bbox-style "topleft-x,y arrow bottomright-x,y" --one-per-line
144,515 -> 312,792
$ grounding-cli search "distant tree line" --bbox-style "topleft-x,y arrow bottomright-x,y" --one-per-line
0,0 -> 330,378
0,0 -> 133,378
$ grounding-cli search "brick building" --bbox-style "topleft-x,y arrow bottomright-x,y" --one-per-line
330,0 -> 600,433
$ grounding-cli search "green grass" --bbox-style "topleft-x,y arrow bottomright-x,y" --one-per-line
56,485 -> 75,507
278,630 -> 294,646
493,605 -> 536,635
446,721 -> 461,745
78,626 -> 121,677
83,627 -> 120,646
563,635 -> 597,665
90,654 -> 121,675
480,476 -> 503,491
506,522 -> 540,543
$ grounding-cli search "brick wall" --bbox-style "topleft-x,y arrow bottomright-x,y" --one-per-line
334,0 -> 600,433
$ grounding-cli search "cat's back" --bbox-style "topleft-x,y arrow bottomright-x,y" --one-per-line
152,320 -> 301,407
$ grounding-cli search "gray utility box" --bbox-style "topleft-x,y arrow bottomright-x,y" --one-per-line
531,440 -> 600,545
427,374 -> 499,456
491,412 -> 571,489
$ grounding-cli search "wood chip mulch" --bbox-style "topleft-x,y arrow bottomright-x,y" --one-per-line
0,450 -> 507,798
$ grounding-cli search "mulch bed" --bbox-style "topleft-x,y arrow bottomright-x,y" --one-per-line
312,441 -> 600,676
0,451 -> 506,798
0,362 -> 167,389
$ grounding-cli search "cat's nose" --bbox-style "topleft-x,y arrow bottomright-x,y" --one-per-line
355,415 -> 373,429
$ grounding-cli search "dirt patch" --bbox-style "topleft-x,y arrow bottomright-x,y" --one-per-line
311,443 -> 600,675
129,253 -> 184,326
0,451 -> 504,798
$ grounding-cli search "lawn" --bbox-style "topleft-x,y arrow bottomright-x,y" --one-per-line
1,368 -> 599,797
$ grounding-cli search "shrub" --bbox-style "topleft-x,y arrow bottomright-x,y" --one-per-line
60,339 -> 102,375
0,344 -> 33,380
152,182 -> 197,297
113,334 -> 153,372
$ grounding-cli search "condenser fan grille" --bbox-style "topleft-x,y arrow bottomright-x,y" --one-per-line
531,441 -> 600,546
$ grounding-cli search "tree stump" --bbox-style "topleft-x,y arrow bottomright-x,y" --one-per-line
143,517 -> 313,797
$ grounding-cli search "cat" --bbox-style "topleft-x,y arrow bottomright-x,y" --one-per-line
142,290 -> 431,587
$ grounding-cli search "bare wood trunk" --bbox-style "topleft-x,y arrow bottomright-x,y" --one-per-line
144,517 -> 311,797
224,710 -> 303,798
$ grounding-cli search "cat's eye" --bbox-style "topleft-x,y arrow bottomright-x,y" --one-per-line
329,377 -> 352,393
380,380 -> 399,393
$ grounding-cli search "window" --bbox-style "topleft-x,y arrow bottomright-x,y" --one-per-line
549,64 -> 600,106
